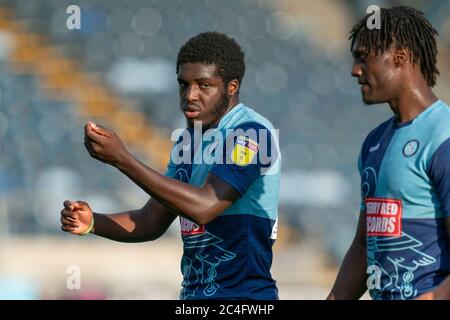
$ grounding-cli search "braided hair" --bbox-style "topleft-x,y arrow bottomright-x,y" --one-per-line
349,6 -> 439,87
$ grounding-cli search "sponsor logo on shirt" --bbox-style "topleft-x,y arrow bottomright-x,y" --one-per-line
365,197 -> 402,237
231,136 -> 259,166
180,217 -> 205,235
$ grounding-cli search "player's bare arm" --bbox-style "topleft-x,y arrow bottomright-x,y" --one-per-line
60,32 -> 279,300
60,198 -> 176,241
327,210 -> 368,300
84,121 -> 240,226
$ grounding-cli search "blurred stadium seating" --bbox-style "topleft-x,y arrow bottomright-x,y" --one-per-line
0,0 -> 449,299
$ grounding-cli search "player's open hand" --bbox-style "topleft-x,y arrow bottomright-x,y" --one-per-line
84,122 -> 129,166
60,200 -> 93,235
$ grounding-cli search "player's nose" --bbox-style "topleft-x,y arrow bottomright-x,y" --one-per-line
185,84 -> 199,102
351,61 -> 363,78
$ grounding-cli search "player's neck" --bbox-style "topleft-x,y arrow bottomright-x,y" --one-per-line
222,97 -> 240,117
207,97 -> 241,130
389,83 -> 438,123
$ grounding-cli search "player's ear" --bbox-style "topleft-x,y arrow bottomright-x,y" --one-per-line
227,79 -> 240,97
394,47 -> 409,67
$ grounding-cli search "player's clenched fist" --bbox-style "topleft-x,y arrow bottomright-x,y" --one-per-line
60,200 -> 94,235
84,121 -> 130,166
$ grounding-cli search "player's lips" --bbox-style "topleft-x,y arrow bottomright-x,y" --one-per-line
358,80 -> 369,92
184,110 -> 201,119
182,106 -> 201,119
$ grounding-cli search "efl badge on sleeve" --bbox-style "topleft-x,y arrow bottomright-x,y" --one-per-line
231,136 -> 259,166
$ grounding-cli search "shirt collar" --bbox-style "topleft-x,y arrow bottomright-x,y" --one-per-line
217,103 -> 245,129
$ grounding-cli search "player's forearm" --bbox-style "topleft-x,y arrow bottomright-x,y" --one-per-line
91,209 -> 161,243
327,239 -> 368,300
115,153 -> 215,225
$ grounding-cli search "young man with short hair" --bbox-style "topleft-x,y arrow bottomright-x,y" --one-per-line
60,32 -> 280,300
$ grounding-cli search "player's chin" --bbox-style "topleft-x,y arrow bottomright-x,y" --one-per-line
185,117 -> 197,128
363,97 -> 386,106
362,97 -> 375,105
186,119 -> 201,129
186,118 -> 212,129
361,93 -> 379,105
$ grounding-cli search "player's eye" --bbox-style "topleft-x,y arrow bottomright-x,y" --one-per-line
353,50 -> 368,61
200,83 -> 210,89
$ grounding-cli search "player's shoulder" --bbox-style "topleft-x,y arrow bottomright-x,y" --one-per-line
232,104 -> 275,131
361,116 -> 395,154
366,117 -> 394,139
227,106 -> 277,146
419,100 -> 450,159
427,100 -> 450,135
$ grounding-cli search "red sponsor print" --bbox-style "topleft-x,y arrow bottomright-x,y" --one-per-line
245,139 -> 258,152
180,217 -> 205,235
236,137 -> 259,152
365,198 -> 402,237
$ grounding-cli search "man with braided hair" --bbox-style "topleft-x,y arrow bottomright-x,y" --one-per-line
328,6 -> 450,300
60,32 -> 280,300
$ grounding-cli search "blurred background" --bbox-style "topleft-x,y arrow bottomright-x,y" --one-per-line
0,0 -> 449,299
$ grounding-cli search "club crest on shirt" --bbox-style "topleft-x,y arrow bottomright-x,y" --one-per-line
402,139 -> 419,157
231,136 -> 258,166
365,198 -> 402,237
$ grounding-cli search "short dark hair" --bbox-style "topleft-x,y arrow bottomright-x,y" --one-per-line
176,32 -> 245,89
349,6 -> 439,87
